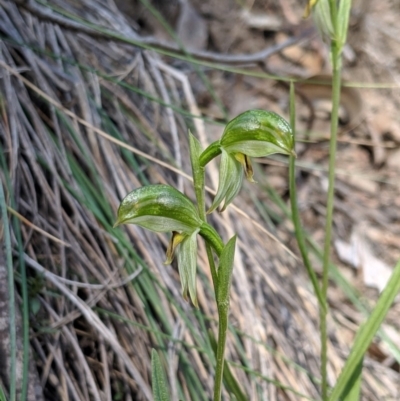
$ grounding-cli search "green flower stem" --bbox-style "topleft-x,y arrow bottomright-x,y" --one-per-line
189,134 -> 219,289
199,223 -> 224,257
321,38 -> 342,401
190,135 -> 237,401
214,306 -> 228,401
195,165 -> 218,292
199,141 -> 222,167
214,236 -> 236,401
288,82 -> 326,313
194,179 -> 224,401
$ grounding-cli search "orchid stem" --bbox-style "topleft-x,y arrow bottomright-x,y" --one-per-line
189,133 -> 229,401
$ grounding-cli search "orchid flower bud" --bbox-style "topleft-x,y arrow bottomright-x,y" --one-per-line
200,110 -> 295,213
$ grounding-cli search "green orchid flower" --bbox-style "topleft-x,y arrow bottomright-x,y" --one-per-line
199,109 -> 296,213
114,184 -> 202,233
114,184 -> 223,307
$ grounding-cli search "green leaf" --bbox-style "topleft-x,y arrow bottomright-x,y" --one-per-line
220,110 -> 294,158
189,131 -> 202,177
340,358 -> 363,401
207,150 -> 243,214
177,229 -> 200,307
114,184 -> 202,233
217,235 -> 237,311
151,349 -> 170,401
328,259 -> 400,401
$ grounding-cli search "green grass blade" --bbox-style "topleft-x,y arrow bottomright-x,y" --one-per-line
151,349 -> 171,401
13,218 -> 29,401
229,361 -> 319,401
340,358 -> 363,401
0,180 -> 16,401
0,149 -> 30,401
0,385 -> 7,401
328,259 -> 400,401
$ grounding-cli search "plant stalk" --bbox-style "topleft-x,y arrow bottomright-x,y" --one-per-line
190,134 -> 219,291
288,81 -> 326,313
190,136 -> 226,401
199,223 -> 224,257
321,40 -> 342,400
213,306 -> 228,401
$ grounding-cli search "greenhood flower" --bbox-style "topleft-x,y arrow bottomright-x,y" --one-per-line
200,110 -> 295,213
114,184 -> 202,233
114,184 -> 204,306
220,109 -> 295,159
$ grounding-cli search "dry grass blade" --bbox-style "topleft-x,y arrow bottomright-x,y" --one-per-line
6,206 -> 71,247
25,254 -> 152,400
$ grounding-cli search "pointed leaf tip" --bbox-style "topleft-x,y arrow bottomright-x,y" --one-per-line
217,235 -> 237,309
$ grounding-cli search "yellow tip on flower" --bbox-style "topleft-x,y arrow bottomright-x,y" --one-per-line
303,0 -> 319,18
235,153 -> 256,183
164,232 -> 186,265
